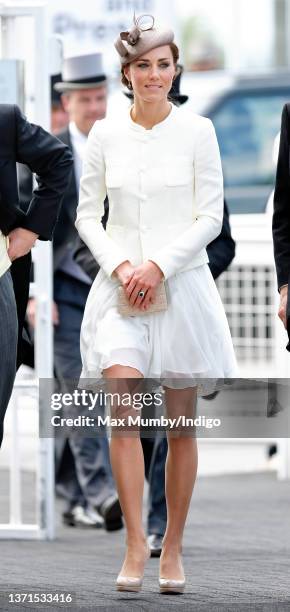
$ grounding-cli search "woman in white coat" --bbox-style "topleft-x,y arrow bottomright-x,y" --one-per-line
75,14 -> 237,594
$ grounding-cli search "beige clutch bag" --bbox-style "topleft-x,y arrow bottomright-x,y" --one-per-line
117,281 -> 168,316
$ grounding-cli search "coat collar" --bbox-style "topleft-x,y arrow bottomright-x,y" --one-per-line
127,102 -> 177,133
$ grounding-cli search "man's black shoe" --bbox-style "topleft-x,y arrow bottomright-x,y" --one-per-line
96,494 -> 123,531
147,533 -> 163,557
202,390 -> 220,400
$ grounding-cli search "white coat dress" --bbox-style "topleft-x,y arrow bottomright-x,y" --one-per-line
75,103 -> 238,394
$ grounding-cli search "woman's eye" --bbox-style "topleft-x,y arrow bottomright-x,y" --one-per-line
137,63 -> 170,69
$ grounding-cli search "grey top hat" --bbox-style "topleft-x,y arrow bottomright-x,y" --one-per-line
115,14 -> 174,66
54,53 -> 107,92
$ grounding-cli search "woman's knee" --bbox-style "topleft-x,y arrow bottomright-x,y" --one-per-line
103,364 -> 143,378
167,434 -> 197,448
110,435 -> 141,449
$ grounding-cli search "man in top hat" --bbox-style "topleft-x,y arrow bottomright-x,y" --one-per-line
19,53 -> 122,531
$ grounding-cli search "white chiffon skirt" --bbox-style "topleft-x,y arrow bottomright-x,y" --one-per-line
79,264 -> 238,396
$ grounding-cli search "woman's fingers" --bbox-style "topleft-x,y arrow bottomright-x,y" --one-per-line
125,275 -> 138,294
123,269 -> 135,287
124,270 -> 159,308
126,283 -> 153,308
129,284 -> 147,306
139,289 -> 156,311
125,275 -> 146,305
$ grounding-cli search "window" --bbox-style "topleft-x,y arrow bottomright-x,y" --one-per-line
210,90 -> 290,213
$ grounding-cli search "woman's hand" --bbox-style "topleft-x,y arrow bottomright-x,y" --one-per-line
124,261 -> 164,311
113,260 -> 135,286
278,285 -> 288,328
7,228 -> 39,261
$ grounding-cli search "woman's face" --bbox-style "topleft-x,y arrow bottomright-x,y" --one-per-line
124,45 -> 176,102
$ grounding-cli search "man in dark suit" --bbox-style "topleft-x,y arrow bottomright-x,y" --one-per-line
19,54 -> 122,531
273,103 -> 290,350
0,103 -> 73,448
74,64 -> 236,555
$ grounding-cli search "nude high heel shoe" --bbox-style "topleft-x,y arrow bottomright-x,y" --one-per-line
159,577 -> 186,594
116,575 -> 143,592
116,545 -> 150,592
159,547 -> 185,594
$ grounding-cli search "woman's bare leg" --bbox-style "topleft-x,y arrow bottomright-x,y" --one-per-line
103,365 -> 149,577
160,387 -> 198,580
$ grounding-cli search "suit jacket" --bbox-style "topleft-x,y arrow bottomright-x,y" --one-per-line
18,127 -> 78,272
50,128 -> 81,272
74,200 -> 235,282
18,127 -> 109,315
76,105 -> 224,280
0,104 -> 73,365
0,105 -> 72,239
272,103 -> 290,349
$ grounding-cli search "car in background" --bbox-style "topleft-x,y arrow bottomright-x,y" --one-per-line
182,71 -> 290,214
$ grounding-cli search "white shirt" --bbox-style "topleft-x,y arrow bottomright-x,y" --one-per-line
76,103 -> 224,280
0,232 -> 11,279
69,121 -> 87,186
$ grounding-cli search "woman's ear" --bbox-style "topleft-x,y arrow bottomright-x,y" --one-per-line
123,65 -> 130,82
172,63 -> 182,82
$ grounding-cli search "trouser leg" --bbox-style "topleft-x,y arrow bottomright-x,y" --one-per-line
54,298 -> 87,507
0,270 -> 18,448
146,436 -> 167,536
55,438 -> 84,509
10,252 -> 31,370
69,433 -> 116,507
54,296 -> 115,508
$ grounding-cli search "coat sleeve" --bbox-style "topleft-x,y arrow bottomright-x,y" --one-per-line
149,119 -> 224,280
14,105 -> 73,240
75,123 -> 128,278
272,104 -> 290,290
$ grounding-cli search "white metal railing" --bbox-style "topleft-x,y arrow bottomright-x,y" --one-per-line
217,214 -> 290,378
215,215 -> 290,479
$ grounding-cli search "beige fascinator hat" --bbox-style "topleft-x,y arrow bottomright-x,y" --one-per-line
114,14 -> 174,66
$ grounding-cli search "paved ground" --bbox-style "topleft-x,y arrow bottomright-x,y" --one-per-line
0,471 -> 289,611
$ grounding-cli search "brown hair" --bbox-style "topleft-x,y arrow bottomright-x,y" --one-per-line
121,42 -> 179,90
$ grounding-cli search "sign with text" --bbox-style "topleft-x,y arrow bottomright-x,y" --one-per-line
46,0 -> 177,76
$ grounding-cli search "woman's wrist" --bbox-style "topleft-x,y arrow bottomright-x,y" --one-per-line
279,284 -> 288,296
148,260 -> 164,280
113,260 -> 134,284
